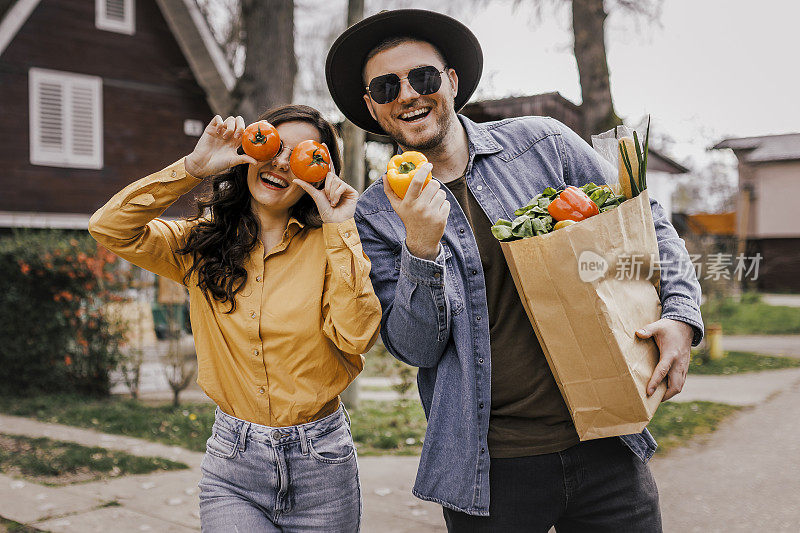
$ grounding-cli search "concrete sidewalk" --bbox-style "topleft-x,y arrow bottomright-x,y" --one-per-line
722,335 -> 800,357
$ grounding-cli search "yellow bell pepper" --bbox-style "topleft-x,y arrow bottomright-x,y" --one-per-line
386,151 -> 432,199
553,220 -> 577,230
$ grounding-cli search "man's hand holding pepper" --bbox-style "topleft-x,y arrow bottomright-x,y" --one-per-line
383,162 -> 450,261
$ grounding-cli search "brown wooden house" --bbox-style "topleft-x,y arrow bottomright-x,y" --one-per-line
0,0 -> 234,229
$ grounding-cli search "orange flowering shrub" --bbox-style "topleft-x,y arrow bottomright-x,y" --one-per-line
0,231 -> 127,396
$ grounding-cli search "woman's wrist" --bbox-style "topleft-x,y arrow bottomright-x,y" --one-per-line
184,154 -> 205,178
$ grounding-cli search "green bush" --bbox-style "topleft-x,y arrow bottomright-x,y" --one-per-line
0,231 -> 126,396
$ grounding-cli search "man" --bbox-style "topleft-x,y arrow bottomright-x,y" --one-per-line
326,9 -> 702,531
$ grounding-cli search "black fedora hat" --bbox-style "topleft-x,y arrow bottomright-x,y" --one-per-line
325,9 -> 483,136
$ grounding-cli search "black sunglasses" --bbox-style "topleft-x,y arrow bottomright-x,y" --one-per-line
366,65 -> 448,104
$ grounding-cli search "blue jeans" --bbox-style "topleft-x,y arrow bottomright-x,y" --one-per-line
198,405 -> 361,532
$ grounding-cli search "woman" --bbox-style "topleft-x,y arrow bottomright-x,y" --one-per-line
89,105 -> 382,532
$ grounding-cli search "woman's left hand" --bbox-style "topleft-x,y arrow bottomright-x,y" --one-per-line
293,171 -> 359,224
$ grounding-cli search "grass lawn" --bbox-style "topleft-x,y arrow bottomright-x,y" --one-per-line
0,395 -> 427,455
690,350 -> 800,375
349,400 -> 426,455
701,297 -> 800,335
648,401 -> 742,454
0,395 -> 216,453
0,517 -> 44,533
0,395 -> 740,457
0,433 -> 187,486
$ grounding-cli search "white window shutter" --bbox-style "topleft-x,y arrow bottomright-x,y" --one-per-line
30,69 -> 103,169
34,80 -> 65,160
96,0 -> 135,35
68,81 -> 102,167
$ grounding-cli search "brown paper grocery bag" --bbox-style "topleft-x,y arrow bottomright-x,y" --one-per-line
500,190 -> 666,440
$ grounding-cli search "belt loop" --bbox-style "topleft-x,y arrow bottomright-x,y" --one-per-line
237,421 -> 250,452
297,425 -> 309,455
341,402 -> 351,427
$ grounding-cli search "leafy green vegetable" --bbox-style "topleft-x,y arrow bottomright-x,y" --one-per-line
491,224 -> 514,240
490,182 -> 628,242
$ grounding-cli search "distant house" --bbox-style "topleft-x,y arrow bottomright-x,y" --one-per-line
713,133 -> 800,291
0,0 -> 234,230
461,92 -> 689,219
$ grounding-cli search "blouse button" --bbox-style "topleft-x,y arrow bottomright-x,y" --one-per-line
253,349 -> 259,356
250,311 -> 257,319
344,231 -> 351,238
258,387 -> 265,394
256,276 -> 262,282
171,170 -> 177,177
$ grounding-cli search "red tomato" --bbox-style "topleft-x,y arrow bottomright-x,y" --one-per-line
289,140 -> 331,182
242,121 -> 281,161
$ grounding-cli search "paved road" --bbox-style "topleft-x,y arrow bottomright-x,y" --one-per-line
652,379 -> 800,532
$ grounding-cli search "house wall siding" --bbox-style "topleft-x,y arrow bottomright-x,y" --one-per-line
0,0 -> 214,218
750,160 -> 800,238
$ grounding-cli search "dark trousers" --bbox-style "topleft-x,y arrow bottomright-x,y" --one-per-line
443,437 -> 661,532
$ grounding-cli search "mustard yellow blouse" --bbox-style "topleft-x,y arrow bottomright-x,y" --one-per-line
89,159 -> 382,426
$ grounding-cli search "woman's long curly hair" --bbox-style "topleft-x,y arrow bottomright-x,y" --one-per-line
177,104 -> 343,313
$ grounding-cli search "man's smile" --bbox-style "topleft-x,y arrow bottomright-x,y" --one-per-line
398,106 -> 432,122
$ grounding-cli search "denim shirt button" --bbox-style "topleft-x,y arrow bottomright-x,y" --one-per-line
476,316 -> 482,321
471,269 -> 477,275
479,402 -> 484,409
438,305 -> 444,311
480,447 -> 485,454
478,358 -> 484,364
476,185 -> 483,191
434,272 -> 441,278
459,228 -> 465,234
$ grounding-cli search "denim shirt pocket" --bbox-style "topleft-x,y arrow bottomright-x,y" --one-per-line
441,243 -> 465,316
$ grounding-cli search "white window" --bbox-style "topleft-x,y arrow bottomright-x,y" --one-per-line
29,68 -> 103,170
95,0 -> 135,35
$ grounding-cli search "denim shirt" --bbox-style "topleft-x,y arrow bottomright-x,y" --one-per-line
354,114 -> 704,516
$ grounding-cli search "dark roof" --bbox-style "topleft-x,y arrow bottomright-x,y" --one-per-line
462,92 -> 583,135
712,133 -> 800,163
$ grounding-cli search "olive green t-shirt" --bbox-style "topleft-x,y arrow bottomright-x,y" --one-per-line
445,174 -> 580,457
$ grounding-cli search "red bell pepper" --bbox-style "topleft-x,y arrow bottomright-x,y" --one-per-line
547,186 -> 600,222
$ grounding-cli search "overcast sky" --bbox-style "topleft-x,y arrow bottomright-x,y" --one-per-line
464,0 -> 800,164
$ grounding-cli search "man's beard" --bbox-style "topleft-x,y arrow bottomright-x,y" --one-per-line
378,98 -> 455,152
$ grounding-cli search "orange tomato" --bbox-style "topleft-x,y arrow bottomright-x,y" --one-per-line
289,140 -> 331,182
242,121 -> 281,161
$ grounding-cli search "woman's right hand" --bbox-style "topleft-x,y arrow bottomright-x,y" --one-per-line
184,115 -> 258,178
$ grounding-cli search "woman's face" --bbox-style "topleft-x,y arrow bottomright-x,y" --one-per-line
246,120 -> 322,215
